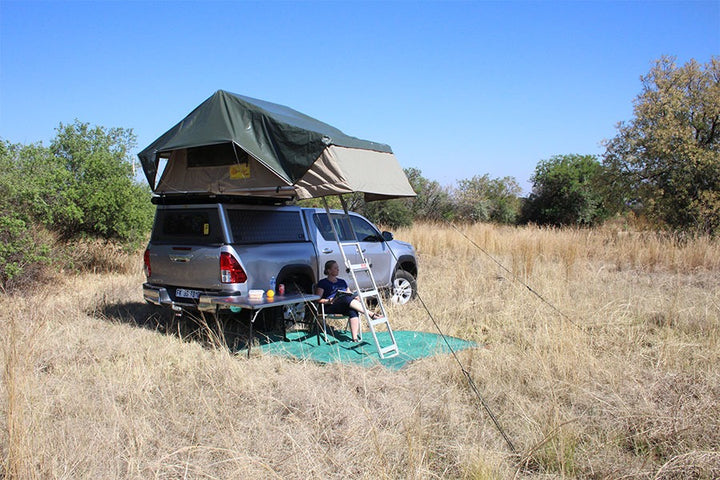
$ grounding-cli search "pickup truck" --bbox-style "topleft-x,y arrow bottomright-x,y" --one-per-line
142,197 -> 418,319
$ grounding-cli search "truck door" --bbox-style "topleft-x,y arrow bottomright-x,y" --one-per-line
311,212 -> 391,291
348,214 -> 393,290
311,212 -> 362,289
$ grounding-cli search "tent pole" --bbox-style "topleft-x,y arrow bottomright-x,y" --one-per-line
322,196 -> 345,269
322,196 -> 359,291
338,195 -> 359,243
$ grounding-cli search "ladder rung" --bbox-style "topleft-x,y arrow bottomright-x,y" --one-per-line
359,289 -> 379,298
369,317 -> 388,327
349,263 -> 370,271
380,345 -> 398,355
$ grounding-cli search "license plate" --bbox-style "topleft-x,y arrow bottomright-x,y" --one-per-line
176,288 -> 201,299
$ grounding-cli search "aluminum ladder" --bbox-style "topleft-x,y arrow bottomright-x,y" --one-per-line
322,196 -> 399,359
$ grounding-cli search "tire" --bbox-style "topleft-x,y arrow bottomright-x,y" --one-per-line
277,274 -> 313,327
390,270 -> 417,305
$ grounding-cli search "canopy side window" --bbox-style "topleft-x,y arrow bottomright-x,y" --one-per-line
228,210 -> 307,244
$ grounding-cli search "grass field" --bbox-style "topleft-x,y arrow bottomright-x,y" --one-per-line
2,222 -> 719,478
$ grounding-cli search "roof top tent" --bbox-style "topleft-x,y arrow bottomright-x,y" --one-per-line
138,90 -> 416,202
138,90 -> 415,358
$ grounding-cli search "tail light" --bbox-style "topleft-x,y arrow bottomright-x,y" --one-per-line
220,252 -> 247,283
143,249 -> 151,277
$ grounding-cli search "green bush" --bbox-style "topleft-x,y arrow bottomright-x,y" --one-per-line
362,198 -> 414,229
453,174 -> 522,224
0,121 -> 156,290
0,212 -> 51,292
49,121 -> 155,244
522,154 -> 609,226
1,122 -> 155,244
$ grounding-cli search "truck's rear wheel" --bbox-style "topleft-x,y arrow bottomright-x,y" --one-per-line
390,270 -> 416,305
278,274 -> 314,330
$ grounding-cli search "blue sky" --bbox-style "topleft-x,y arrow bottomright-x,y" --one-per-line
1,1 -> 718,192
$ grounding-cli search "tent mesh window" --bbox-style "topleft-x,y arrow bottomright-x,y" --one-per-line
186,143 -> 250,168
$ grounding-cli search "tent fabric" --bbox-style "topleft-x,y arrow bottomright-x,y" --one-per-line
293,146 -> 415,201
138,90 -> 415,201
154,146 -> 293,195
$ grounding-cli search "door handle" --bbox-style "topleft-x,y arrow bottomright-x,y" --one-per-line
322,248 -> 333,254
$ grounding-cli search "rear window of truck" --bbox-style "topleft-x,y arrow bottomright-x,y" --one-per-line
227,210 -> 306,244
151,208 -> 224,244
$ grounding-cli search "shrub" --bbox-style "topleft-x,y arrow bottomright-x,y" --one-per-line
0,121 -> 156,291
49,121 -> 155,244
522,154 -> 609,226
453,174 -> 523,224
0,212 -> 51,292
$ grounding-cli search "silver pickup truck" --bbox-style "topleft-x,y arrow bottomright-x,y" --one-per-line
142,198 -> 418,317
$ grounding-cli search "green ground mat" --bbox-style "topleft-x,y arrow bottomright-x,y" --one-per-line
253,329 -> 478,370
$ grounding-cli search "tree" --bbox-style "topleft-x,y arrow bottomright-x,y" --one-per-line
353,168 -> 455,226
522,154 -> 608,226
603,56 -> 720,234
403,167 -> 454,221
0,122 -> 156,289
453,174 -> 522,223
49,121 -> 155,243
361,198 -> 414,229
1,121 -> 155,244
0,141 -> 55,289
297,193 -> 364,212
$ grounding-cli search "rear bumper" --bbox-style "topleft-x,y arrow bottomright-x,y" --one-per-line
143,283 -> 244,313
143,283 -> 172,305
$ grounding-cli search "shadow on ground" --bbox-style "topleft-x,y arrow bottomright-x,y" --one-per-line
92,300 -> 287,354
93,301 -> 479,369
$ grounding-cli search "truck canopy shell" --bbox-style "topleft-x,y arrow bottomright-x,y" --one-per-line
138,90 -> 416,201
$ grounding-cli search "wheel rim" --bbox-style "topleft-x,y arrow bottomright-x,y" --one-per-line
391,278 -> 412,305
284,303 -> 305,321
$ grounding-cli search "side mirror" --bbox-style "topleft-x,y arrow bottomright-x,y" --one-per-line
382,231 -> 394,242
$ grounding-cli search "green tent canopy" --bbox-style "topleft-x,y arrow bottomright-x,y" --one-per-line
138,90 -> 416,201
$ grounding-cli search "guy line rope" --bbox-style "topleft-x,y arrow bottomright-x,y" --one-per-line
383,226 -> 517,455
445,222 -> 587,332
385,221 -> 587,455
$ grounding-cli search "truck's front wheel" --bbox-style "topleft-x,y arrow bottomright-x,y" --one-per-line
390,270 -> 416,305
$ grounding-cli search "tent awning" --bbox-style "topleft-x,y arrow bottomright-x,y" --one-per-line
138,90 -> 415,201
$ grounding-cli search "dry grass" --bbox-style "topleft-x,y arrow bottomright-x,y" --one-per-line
2,222 -> 719,478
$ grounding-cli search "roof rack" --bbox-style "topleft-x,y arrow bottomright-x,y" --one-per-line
151,194 -> 293,206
